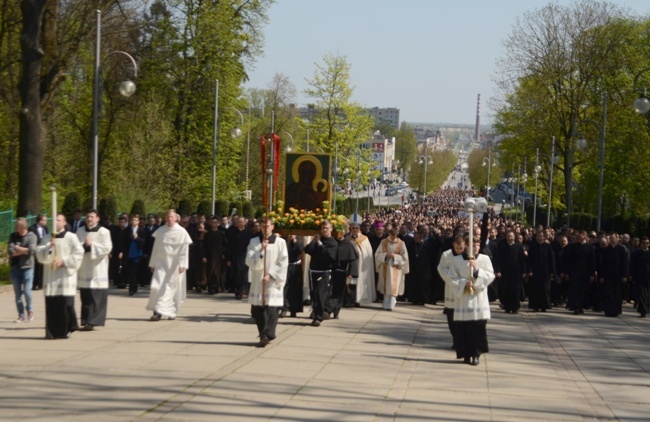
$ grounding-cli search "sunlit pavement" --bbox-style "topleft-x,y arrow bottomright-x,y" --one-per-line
0,284 -> 648,421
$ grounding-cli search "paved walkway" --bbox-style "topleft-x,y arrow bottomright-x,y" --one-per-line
0,286 -> 648,421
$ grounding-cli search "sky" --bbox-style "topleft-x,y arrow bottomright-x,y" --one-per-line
244,0 -> 650,125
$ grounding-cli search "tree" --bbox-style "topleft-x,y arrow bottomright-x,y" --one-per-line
493,0 -> 643,225
304,53 -> 375,178
394,123 -> 417,177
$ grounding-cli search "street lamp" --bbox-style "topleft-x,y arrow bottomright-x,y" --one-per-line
210,81 -> 243,216
91,9 -> 138,209
576,93 -> 607,232
281,132 -> 295,152
520,167 -> 528,225
417,154 -> 433,198
547,137 -> 559,228
481,149 -> 496,200
633,68 -> 650,114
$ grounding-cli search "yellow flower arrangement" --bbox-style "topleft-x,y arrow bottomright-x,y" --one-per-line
271,200 -> 348,233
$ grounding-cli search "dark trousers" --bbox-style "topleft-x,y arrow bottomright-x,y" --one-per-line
127,258 -> 141,294
328,270 -> 347,318
310,271 -> 331,322
455,319 -> 489,359
444,307 -> 457,347
251,305 -> 279,340
79,288 -> 107,326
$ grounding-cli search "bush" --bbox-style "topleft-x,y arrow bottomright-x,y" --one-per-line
229,201 -> 243,218
0,263 -> 9,285
215,199 -> 229,217
177,199 -> 193,217
62,192 -> 81,218
130,199 -> 146,217
98,196 -> 117,225
196,200 -> 212,216
242,201 -> 256,218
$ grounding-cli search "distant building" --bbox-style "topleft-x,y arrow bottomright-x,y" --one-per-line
366,107 -> 400,129
358,134 -> 395,181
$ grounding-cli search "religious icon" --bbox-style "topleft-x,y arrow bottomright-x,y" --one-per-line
284,153 -> 331,211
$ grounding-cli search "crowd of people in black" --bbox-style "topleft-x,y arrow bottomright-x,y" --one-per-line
15,185 -> 649,326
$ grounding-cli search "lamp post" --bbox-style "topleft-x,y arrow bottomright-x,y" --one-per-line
92,9 -> 138,209
632,67 -> 650,114
417,154 -> 433,199
532,149 -> 542,227
211,81 -> 243,216
481,149 -> 495,200
577,93 -> 607,232
547,137 -> 556,228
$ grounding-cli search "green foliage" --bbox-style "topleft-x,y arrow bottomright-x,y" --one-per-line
242,201 -> 256,218
0,263 -> 9,284
177,199 -> 194,217
62,192 -> 81,218
229,201 -> 243,218
130,199 -> 146,217
196,200 -> 212,216
98,196 -> 117,225
215,199 -> 229,217
408,149 -> 457,193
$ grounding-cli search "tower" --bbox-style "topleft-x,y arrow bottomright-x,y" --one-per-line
474,94 -> 481,142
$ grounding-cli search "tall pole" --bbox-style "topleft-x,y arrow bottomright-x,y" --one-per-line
533,148 -> 539,227
333,144 -> 338,214
515,164 -> 520,223
485,149 -> 491,200
597,92 -> 607,232
91,9 -> 101,210
355,152 -> 360,219
522,158 -> 527,225
211,80 -> 219,216
245,108 -> 251,191
547,137 -> 555,228
268,111 -> 275,212
306,129 -> 310,153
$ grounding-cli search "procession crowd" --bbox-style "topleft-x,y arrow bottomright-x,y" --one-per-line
8,181 -> 650,363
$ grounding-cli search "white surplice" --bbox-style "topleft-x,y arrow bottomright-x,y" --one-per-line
146,223 -> 193,318
246,235 -> 288,307
36,232 -> 85,297
76,225 -> 112,289
349,234 -> 376,304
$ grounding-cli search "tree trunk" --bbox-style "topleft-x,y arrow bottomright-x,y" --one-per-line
17,0 -> 47,217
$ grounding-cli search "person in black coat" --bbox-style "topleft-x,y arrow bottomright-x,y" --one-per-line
226,217 -> 253,299
124,215 -> 147,296
327,226 -> 359,319
304,220 -> 338,326
109,214 -> 130,288
527,231 -> 556,312
495,231 -> 526,313
405,226 -> 435,305
29,214 -> 49,290
282,235 -> 304,318
564,230 -> 597,314
597,233 -> 628,317
629,237 -> 650,317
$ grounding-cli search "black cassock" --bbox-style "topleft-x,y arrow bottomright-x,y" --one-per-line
527,241 -> 556,311
284,237 -> 304,315
565,242 -> 596,313
496,241 -> 525,312
597,244 -> 627,317
630,248 -> 650,317
405,239 -> 435,305
204,229 -> 228,293
226,227 -> 253,298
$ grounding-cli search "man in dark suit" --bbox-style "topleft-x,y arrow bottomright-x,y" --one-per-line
29,214 -> 48,290
124,214 -> 147,296
68,209 -> 85,233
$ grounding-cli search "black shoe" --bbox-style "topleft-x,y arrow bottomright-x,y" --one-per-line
80,324 -> 94,331
463,357 -> 471,364
290,312 -> 297,318
255,337 -> 270,348
471,356 -> 479,366
279,310 -> 287,318
511,310 -> 518,314
149,313 -> 162,321
310,320 -> 321,327
128,290 -> 136,296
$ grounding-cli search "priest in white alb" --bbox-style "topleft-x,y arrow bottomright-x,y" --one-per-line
36,213 -> 85,339
348,222 -> 375,305
375,224 -> 409,311
76,209 -> 113,331
246,218 -> 288,347
146,210 -> 193,321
